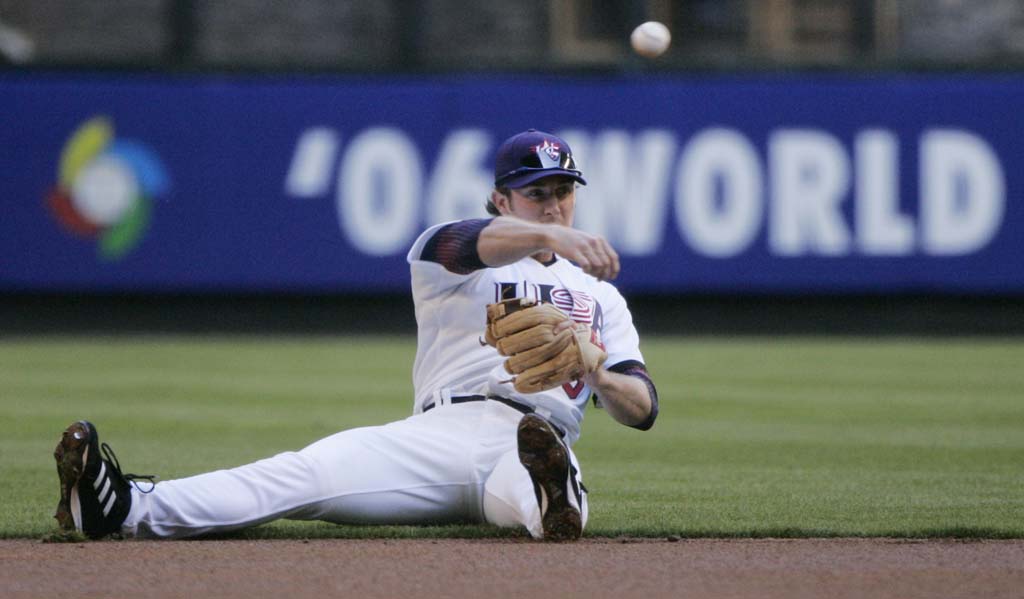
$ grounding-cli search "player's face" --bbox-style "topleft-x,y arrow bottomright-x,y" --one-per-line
495,175 -> 577,227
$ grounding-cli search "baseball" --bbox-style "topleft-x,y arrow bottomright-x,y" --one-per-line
630,21 -> 671,58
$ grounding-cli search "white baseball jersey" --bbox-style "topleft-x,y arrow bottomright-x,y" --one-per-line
407,219 -> 645,445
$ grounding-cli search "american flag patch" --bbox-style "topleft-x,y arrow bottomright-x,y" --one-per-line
551,288 -> 595,324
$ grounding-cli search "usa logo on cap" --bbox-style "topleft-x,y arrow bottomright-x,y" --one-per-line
535,139 -> 562,165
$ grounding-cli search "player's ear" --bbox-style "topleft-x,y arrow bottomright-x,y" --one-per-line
491,189 -> 513,215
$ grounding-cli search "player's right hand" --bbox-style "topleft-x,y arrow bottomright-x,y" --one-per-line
550,228 -> 620,281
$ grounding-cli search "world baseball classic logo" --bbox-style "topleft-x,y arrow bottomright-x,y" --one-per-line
46,116 -> 170,260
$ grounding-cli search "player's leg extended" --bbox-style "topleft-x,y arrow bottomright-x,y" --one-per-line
122,410 -> 483,538
285,411 -> 482,525
482,413 -> 588,541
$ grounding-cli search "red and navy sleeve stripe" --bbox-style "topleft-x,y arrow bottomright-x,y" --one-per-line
605,360 -> 659,431
419,218 -> 491,274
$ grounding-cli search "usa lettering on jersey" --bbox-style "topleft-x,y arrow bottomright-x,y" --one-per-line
494,282 -> 603,327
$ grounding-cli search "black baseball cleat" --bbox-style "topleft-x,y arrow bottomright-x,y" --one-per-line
53,420 -> 154,539
516,413 -> 583,541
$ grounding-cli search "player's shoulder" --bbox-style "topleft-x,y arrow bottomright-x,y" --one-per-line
407,221 -> 457,263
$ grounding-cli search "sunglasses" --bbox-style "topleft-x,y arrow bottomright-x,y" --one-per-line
496,148 -> 581,186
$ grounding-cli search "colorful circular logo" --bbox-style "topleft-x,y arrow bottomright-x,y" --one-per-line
47,117 -> 169,260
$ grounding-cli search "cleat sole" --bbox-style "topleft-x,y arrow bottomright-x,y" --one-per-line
517,414 -> 582,542
53,422 -> 90,532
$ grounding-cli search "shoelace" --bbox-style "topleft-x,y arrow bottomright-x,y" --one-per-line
101,442 -> 158,494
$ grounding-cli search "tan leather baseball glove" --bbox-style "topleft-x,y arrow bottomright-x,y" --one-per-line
484,298 -> 607,394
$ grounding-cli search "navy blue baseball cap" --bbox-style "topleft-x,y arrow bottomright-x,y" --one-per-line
493,129 -> 587,189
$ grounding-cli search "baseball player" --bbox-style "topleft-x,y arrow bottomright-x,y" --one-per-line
52,128 -> 659,541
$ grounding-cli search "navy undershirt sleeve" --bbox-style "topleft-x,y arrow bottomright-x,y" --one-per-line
419,218 -> 492,274
603,360 -> 659,431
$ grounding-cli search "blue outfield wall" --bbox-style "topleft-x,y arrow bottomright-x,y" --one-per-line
1,72 -> 1022,294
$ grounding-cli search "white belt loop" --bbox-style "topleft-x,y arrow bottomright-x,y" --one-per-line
439,388 -> 453,408
429,388 -> 443,410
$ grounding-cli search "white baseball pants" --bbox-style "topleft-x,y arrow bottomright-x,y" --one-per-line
123,400 -> 587,539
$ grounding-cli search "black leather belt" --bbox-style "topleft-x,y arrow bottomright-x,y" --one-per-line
422,395 -> 565,437
422,394 -> 532,415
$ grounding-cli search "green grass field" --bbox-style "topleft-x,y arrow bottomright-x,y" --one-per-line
2,336 -> 1022,539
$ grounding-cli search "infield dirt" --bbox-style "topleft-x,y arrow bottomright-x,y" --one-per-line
2,537 -> 1022,598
